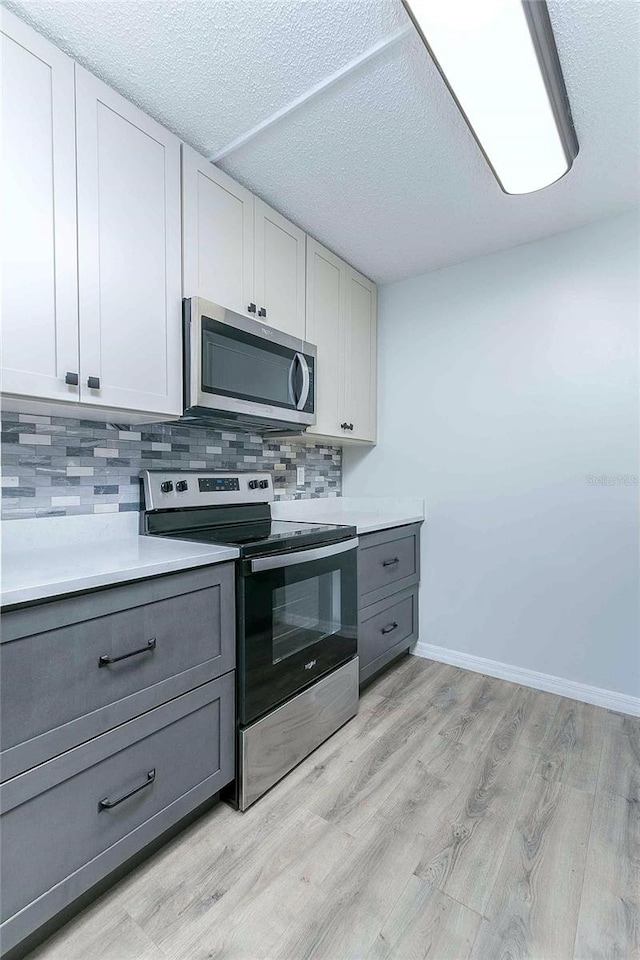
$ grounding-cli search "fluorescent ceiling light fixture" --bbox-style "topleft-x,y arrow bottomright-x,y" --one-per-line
403,0 -> 579,194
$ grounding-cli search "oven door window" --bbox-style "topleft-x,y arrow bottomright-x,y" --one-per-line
272,570 -> 341,664
239,549 -> 357,725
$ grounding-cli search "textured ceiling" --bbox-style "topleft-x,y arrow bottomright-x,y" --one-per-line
3,0 -> 639,283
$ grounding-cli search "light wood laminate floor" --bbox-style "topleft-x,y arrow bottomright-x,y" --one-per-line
27,657 -> 640,960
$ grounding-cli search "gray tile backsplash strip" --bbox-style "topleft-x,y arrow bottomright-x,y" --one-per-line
0,410 -> 342,519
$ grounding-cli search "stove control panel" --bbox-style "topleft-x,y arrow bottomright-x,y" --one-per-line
198,477 -> 239,493
141,470 -> 273,511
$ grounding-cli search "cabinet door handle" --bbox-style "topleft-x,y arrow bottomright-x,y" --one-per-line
340,422 -> 350,430
64,372 -> 79,386
99,638 -> 156,667
258,307 -> 267,318
248,303 -> 257,313
87,376 -> 101,389
381,621 -> 399,635
382,557 -> 400,567
99,769 -> 156,810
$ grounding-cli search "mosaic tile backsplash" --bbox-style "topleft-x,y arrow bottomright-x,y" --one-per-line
0,409 -> 342,520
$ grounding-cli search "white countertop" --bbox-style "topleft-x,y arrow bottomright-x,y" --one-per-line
0,514 -> 239,607
0,497 -> 425,606
271,496 -> 425,534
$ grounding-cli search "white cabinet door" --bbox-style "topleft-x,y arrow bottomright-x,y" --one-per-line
75,67 -> 182,415
1,10 -> 79,402
254,199 -> 306,339
305,240 -> 345,439
182,146 -> 254,316
344,267 -> 377,443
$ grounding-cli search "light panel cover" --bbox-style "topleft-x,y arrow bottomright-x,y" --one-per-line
404,0 -> 579,194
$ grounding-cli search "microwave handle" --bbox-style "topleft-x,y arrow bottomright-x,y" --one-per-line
295,353 -> 310,411
250,537 -> 358,573
288,353 -> 310,410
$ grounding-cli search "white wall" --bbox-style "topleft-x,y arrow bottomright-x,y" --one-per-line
344,213 -> 640,702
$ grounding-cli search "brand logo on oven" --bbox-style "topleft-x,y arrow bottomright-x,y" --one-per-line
261,327 -> 273,337
304,659 -> 317,671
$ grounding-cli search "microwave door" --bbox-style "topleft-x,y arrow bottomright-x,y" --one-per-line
199,318 -> 302,412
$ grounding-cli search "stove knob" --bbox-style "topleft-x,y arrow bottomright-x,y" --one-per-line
160,481 -> 174,493
259,479 -> 269,489
248,480 -> 259,490
175,480 -> 188,492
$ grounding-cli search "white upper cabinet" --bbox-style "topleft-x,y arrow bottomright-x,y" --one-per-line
305,240 -> 377,445
1,10 -> 79,402
1,13 -> 182,418
182,148 -> 306,338
254,199 -> 306,339
182,146 -> 254,318
75,67 -> 182,415
306,240 -> 345,439
344,267 -> 377,442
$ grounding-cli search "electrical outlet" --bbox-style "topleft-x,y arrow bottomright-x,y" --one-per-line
296,466 -> 305,486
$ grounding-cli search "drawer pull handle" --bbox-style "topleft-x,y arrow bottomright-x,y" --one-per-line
381,621 -> 399,635
99,638 -> 156,667
99,769 -> 156,810
382,557 -> 400,567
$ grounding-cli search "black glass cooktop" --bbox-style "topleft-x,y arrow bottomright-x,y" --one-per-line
145,500 -> 356,558
154,518 -> 356,558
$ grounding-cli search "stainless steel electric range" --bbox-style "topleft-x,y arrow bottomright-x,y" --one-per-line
141,470 -> 359,809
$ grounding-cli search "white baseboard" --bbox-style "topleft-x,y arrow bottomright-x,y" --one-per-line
412,642 -> 640,718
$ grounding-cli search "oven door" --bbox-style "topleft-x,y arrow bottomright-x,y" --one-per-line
185,298 -> 315,426
238,539 -> 358,725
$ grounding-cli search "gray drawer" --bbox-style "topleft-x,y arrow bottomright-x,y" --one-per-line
358,587 -> 418,676
0,564 -> 235,780
0,674 -> 234,946
358,524 -> 421,607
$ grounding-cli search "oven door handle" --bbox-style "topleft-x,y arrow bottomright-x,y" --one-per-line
250,537 -> 358,573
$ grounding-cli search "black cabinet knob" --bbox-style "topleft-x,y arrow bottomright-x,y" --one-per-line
258,307 -> 267,318
87,376 -> 101,389
340,422 -> 349,430
64,372 -> 79,386
248,303 -> 257,313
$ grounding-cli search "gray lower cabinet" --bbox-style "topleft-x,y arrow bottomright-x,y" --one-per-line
0,676 -> 234,954
1,564 -> 235,780
357,523 -> 422,684
0,564 -> 236,956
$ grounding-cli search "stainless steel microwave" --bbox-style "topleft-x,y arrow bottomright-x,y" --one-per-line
183,298 -> 316,434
